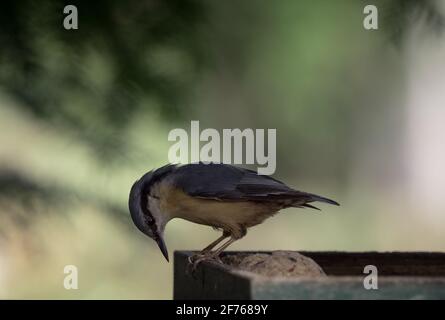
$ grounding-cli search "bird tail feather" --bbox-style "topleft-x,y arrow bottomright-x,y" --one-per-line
307,194 -> 339,206
291,193 -> 339,210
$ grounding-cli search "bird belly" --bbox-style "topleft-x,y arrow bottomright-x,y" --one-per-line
160,186 -> 279,238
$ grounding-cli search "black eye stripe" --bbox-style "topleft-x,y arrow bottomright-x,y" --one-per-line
140,196 -> 156,227
145,213 -> 159,238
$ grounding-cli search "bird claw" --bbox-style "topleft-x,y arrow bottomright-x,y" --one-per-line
186,253 -> 223,275
186,253 -> 205,275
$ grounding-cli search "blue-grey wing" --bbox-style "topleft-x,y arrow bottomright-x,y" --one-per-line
171,163 -> 338,205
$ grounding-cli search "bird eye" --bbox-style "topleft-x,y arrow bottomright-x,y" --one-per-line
145,216 -> 155,226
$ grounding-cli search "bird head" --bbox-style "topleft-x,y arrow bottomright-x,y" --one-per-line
128,170 -> 170,262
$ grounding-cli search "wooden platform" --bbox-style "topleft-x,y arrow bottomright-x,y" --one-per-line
174,251 -> 445,299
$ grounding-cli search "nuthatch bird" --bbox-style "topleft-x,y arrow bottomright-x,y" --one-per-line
128,163 -> 338,264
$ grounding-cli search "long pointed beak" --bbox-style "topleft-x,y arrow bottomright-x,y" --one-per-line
156,235 -> 169,262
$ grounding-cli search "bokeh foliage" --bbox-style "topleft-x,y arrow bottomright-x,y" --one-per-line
0,0 -> 207,157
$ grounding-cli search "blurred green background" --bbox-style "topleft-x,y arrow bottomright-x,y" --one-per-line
1,0 -> 445,299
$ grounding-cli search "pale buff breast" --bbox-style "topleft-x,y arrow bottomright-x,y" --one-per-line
156,182 -> 281,238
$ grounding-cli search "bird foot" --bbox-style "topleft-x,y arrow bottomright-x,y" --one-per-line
186,252 -> 223,275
